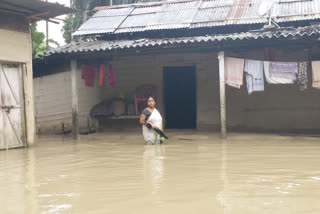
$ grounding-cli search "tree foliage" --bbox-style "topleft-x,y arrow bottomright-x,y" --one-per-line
62,0 -> 163,44
31,23 -> 60,58
31,23 -> 46,58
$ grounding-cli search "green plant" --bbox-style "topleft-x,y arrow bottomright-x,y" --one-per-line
31,23 -> 59,58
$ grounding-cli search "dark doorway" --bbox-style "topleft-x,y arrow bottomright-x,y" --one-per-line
164,66 -> 196,129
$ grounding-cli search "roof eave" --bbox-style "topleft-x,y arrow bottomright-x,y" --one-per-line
0,0 -> 74,22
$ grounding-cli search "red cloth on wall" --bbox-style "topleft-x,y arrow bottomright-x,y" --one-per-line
81,65 -> 96,87
99,64 -> 104,87
108,64 -> 115,88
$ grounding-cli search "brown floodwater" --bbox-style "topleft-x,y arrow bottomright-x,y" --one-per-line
1,131 -> 320,214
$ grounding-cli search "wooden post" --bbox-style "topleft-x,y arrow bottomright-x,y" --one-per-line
24,34 -> 36,146
22,62 -> 36,146
71,59 -> 79,139
218,51 -> 227,138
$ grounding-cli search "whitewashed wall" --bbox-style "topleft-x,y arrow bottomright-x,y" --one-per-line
34,67 -> 100,134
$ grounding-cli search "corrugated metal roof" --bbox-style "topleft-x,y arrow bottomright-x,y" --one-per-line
73,7 -> 134,36
52,24 -> 320,56
73,0 -> 320,36
0,0 -> 73,21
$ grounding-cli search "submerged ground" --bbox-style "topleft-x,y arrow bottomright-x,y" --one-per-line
1,131 -> 320,214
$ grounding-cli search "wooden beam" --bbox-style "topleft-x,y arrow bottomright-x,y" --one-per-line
29,16 -> 59,24
218,51 -> 227,138
27,11 -> 49,19
71,59 -> 79,139
51,17 -> 66,21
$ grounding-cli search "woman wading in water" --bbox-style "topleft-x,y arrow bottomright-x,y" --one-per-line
139,97 -> 164,144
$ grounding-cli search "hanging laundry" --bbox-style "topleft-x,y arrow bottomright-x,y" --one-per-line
244,59 -> 264,94
99,64 -> 104,87
263,61 -> 295,84
81,65 -> 96,87
224,57 -> 244,88
269,62 -> 298,80
297,62 -> 308,91
108,64 -> 115,88
312,61 -> 320,89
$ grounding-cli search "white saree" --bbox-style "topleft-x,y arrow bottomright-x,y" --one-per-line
143,109 -> 163,144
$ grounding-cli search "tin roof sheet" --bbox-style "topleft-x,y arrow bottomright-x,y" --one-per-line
73,0 -> 320,36
0,0 -> 73,21
51,24 -> 320,56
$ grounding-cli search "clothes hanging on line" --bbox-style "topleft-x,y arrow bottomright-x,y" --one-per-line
81,64 -> 96,87
108,64 -> 115,88
297,62 -> 308,91
99,64 -> 104,87
269,62 -> 298,80
264,61 -> 295,84
224,57 -> 244,88
244,59 -> 264,94
312,61 -> 320,89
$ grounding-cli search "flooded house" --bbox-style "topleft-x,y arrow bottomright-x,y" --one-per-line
33,0 -> 320,137
0,0 -> 72,149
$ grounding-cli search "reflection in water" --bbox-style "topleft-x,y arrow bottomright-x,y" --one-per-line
24,147 -> 39,214
0,132 -> 320,214
144,145 -> 165,195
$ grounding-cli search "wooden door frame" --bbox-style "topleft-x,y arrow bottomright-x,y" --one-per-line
0,62 -> 27,149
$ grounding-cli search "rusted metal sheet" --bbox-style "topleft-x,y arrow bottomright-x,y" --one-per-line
73,0 -> 320,36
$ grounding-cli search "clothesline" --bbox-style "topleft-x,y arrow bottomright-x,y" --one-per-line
224,57 -> 320,94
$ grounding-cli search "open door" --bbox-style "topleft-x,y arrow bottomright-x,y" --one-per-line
164,66 -> 196,129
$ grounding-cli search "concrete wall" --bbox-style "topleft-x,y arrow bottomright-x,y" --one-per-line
225,47 -> 320,133
34,65 -> 100,134
0,29 -> 31,63
96,47 -> 320,133
34,45 -> 320,134
100,52 -> 220,130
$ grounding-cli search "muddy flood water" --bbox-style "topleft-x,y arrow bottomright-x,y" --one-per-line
1,131 -> 320,214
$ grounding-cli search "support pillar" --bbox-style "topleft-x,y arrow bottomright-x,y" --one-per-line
24,27 -> 35,146
218,51 -> 227,138
71,59 -> 79,139
23,62 -> 36,146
